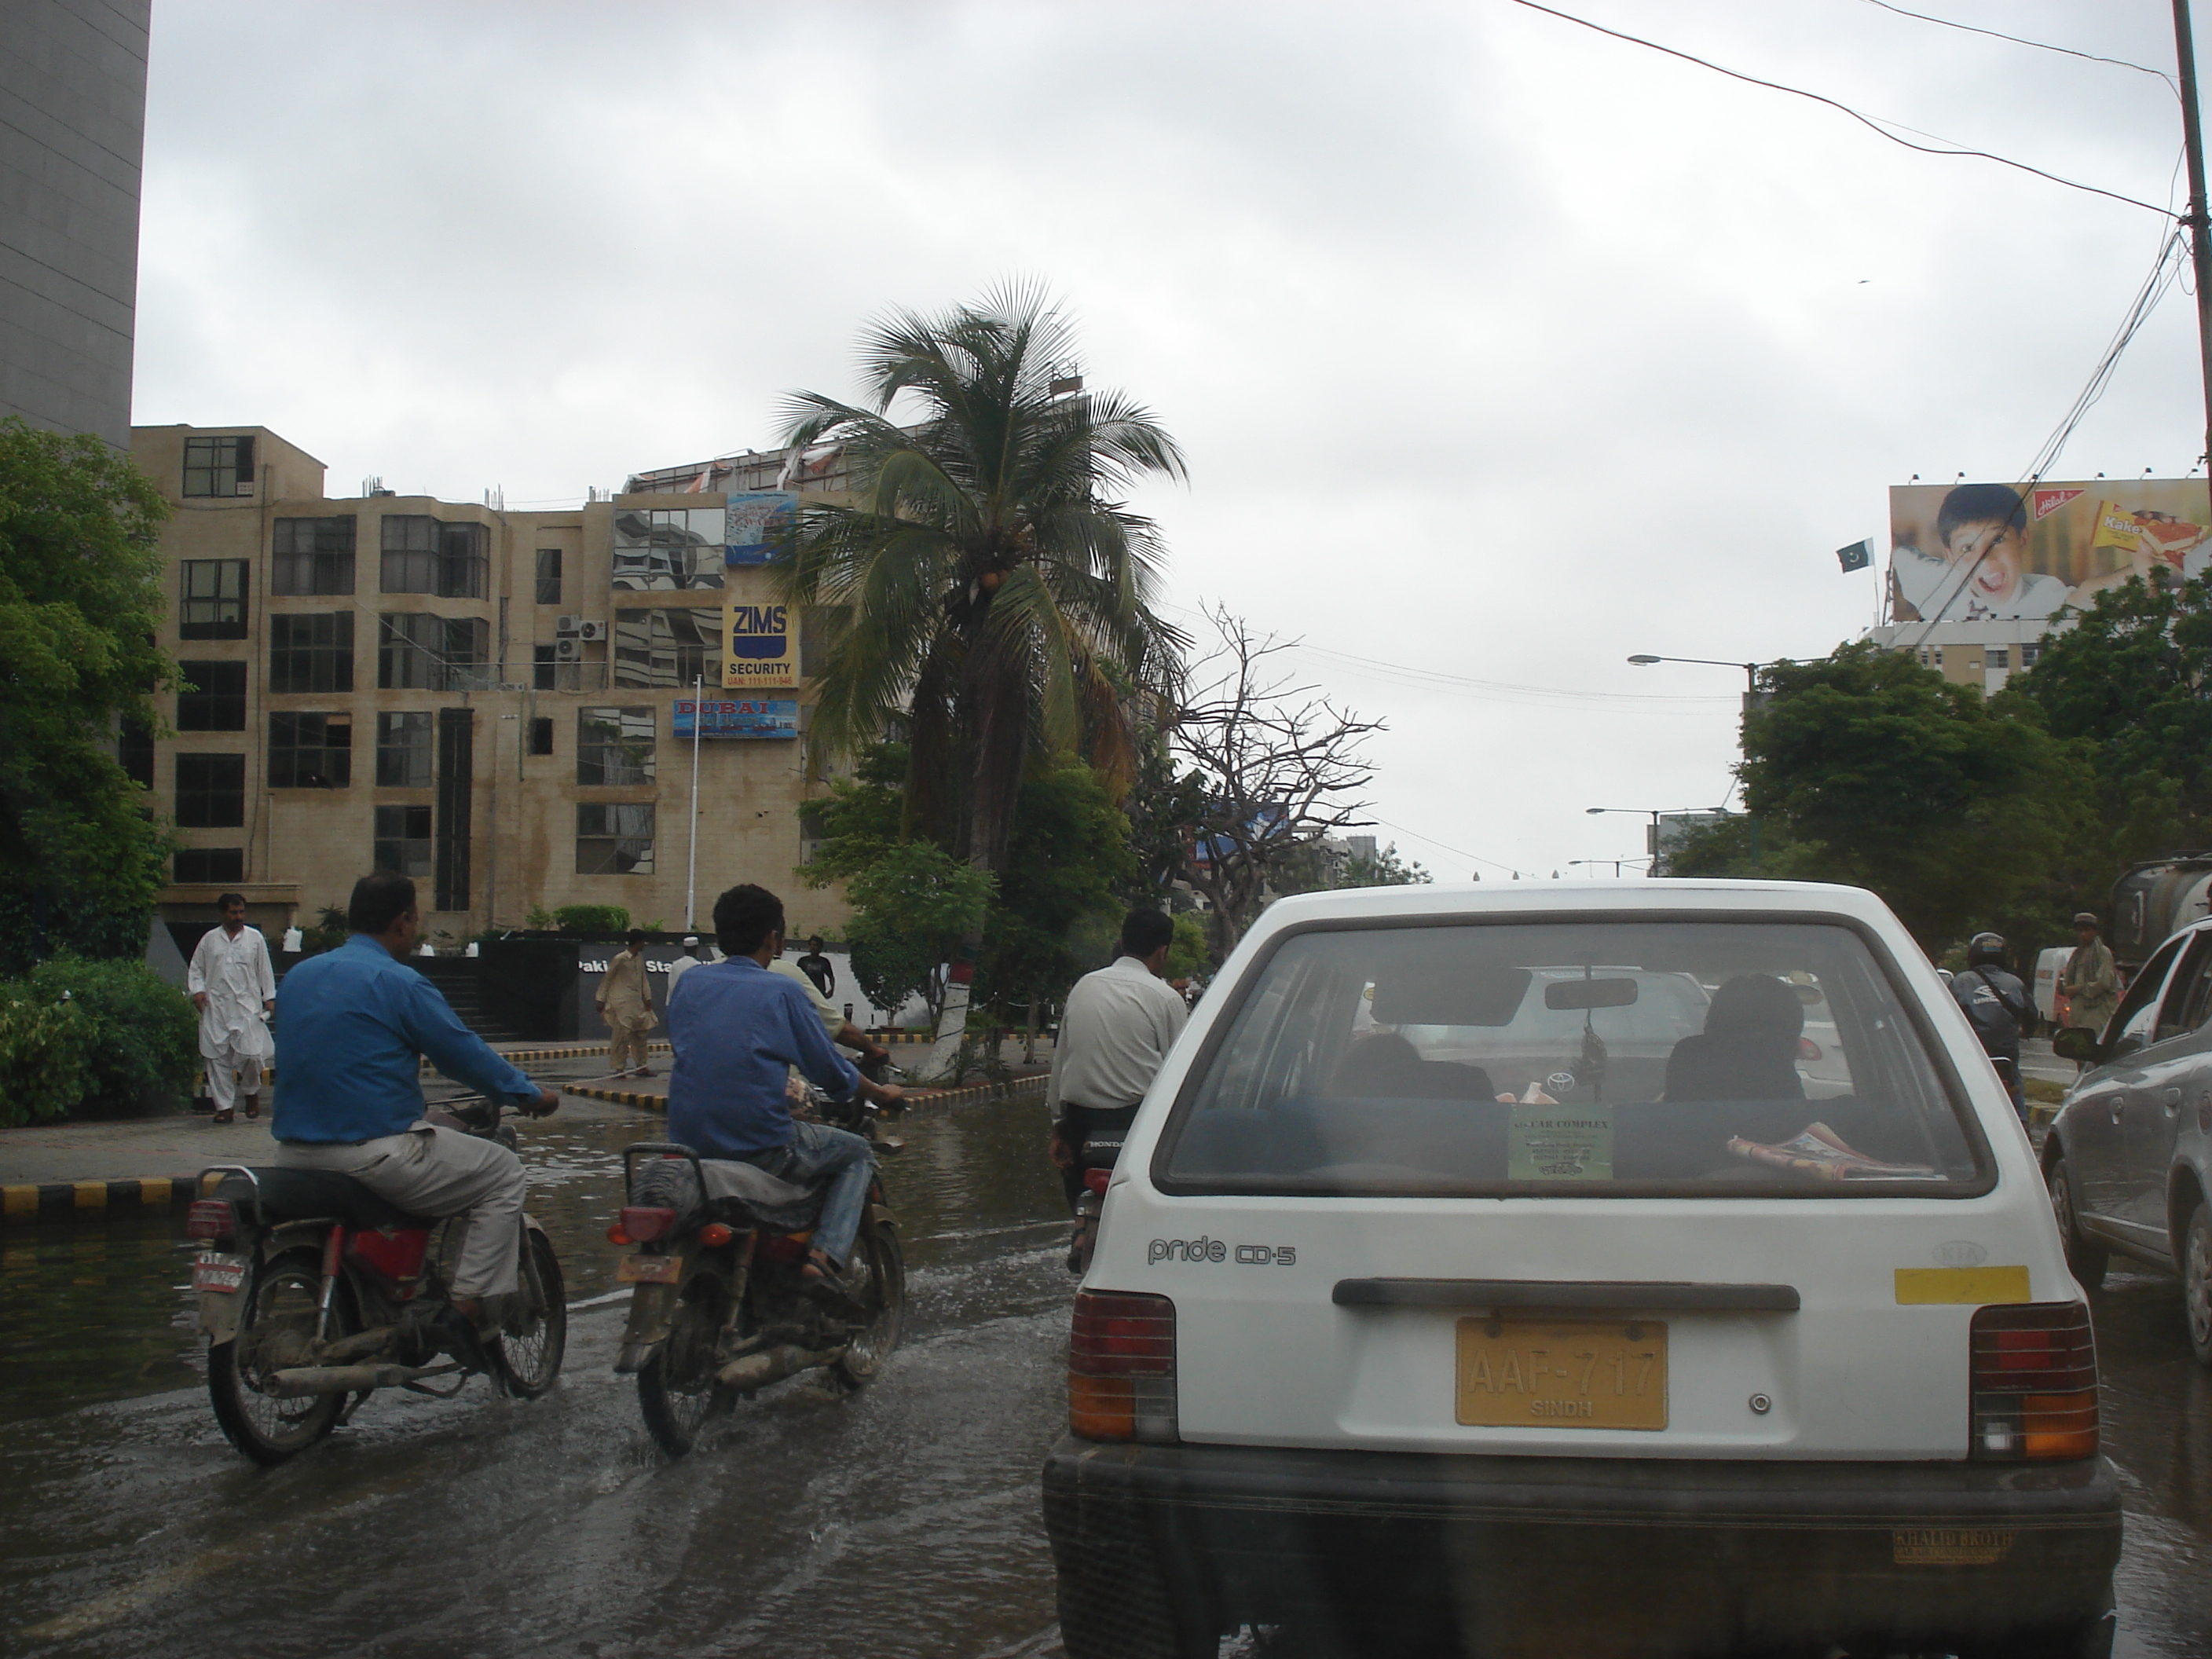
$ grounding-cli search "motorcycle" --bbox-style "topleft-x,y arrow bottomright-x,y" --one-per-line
611,1086 -> 906,1457
1064,1108 -> 1137,1275
187,1095 -> 567,1465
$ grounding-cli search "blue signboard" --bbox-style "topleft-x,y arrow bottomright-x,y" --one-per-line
674,698 -> 799,740
724,492 -> 797,567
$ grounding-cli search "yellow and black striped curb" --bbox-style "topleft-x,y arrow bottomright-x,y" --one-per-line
4,1176 -> 200,1224
193,1042 -> 677,1090
559,1072 -> 1051,1113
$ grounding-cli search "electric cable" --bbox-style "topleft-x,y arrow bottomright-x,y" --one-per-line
1859,1 -> 2180,99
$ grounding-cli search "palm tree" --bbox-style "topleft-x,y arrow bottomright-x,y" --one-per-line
774,287 -> 1187,1071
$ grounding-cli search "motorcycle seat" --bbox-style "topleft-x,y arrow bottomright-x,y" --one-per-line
629,1155 -> 824,1233
211,1166 -> 430,1232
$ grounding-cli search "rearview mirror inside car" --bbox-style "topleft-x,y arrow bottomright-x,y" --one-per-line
1544,977 -> 1639,1011
2051,1026 -> 2105,1065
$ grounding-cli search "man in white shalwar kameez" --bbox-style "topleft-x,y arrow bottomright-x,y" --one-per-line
189,893 -> 276,1122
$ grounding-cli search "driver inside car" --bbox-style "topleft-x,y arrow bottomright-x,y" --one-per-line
665,884 -> 906,1287
1662,973 -> 1807,1102
272,871 -> 559,1363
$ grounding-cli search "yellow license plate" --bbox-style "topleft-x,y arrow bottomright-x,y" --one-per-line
617,1253 -> 683,1284
1456,1316 -> 1668,1430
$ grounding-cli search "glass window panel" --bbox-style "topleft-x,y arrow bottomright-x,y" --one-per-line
610,507 -> 724,591
576,802 -> 655,873
176,660 -> 247,730
373,804 -> 434,878
375,711 -> 434,789
174,753 -> 246,827
272,517 -> 357,595
535,548 -> 562,605
173,848 -> 245,883
577,706 -> 655,786
269,612 -> 354,694
178,560 -> 248,639
182,435 -> 255,498
267,712 -> 351,788
614,606 -> 720,688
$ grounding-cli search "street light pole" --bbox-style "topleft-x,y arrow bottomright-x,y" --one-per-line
2176,0 -> 2212,471
685,674 -> 704,932
1586,806 -> 1721,877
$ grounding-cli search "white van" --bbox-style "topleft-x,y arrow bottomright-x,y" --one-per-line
1043,881 -> 2119,1658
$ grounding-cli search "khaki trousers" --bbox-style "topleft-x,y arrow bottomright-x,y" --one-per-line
275,1124 -> 526,1298
606,1009 -> 653,1072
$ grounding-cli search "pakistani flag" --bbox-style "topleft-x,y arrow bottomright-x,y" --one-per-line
1836,538 -> 1873,573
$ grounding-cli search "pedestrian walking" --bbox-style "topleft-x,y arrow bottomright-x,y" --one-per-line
599,928 -> 657,1078
1046,909 -> 1188,1214
2060,911 -> 2121,1038
188,892 -> 276,1123
665,935 -> 709,1005
796,935 -> 836,1000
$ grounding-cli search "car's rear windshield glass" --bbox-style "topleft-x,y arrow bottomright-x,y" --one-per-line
1155,918 -> 1986,1197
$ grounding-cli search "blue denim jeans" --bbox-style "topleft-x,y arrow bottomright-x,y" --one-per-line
740,1120 -> 874,1268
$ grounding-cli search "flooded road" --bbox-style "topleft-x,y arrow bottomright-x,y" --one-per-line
3,1082 -> 2211,1657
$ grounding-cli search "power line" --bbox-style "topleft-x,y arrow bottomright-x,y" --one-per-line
1368,815 -> 1522,877
1859,1 -> 2180,99
1507,0 -> 2173,218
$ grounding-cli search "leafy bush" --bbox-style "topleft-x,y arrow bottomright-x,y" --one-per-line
555,904 -> 629,933
26,954 -> 196,1111
0,991 -> 87,1126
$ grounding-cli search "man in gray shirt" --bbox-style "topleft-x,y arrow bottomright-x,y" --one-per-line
1046,909 -> 1188,1210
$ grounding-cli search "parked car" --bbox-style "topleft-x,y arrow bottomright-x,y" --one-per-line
1045,880 -> 2118,1659
2046,914 -> 2212,1365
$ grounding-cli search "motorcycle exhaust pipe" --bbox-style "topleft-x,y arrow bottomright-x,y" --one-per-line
266,1361 -> 449,1396
715,1344 -> 844,1391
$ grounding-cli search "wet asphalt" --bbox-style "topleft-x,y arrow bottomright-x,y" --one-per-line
0,1068 -> 2208,1657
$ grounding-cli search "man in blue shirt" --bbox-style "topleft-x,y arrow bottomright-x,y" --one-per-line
667,884 -> 903,1284
273,872 -> 557,1331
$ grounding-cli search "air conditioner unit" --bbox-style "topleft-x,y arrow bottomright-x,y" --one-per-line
555,614 -> 582,635
576,619 -> 609,643
555,639 -> 583,661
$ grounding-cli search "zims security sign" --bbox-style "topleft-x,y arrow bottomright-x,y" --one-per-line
722,600 -> 797,687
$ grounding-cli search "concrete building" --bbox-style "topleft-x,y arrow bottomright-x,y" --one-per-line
131,423 -> 854,945
1,0 -> 149,447
1864,617 -> 2067,696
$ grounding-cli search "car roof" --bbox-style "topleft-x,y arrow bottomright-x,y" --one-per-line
1250,877 -> 1899,932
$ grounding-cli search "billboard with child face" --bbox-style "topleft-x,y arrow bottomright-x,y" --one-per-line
1889,479 -> 2212,622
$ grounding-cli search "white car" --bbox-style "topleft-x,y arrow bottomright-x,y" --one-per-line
1044,880 -> 2119,1659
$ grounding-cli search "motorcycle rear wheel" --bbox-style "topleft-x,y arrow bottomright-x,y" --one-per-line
833,1220 -> 905,1388
637,1270 -> 733,1456
494,1229 -> 567,1397
208,1248 -> 354,1465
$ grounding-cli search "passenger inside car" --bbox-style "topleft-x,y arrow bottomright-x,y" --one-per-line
1330,1032 -> 1496,1101
1661,973 -> 1806,1103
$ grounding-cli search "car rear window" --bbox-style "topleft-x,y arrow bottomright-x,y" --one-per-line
1154,917 -> 1988,1197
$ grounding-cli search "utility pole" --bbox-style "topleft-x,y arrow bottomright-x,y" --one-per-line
685,676 -> 704,932
2178,0 -> 2212,471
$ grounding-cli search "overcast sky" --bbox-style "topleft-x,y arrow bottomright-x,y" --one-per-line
132,0 -> 2205,883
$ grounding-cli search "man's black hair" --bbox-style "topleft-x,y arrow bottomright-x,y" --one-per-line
217,892 -> 247,911
808,935 -> 824,950
626,927 -> 646,945
348,871 -> 416,936
1936,483 -> 2027,546
713,884 -> 786,956
1119,907 -> 1175,961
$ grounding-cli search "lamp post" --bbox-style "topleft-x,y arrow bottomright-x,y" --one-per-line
1585,806 -> 1723,877
684,674 -> 704,932
1626,653 -> 1760,698
1568,856 -> 1652,877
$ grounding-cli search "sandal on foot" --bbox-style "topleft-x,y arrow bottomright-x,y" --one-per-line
211,1110 -> 234,1125
243,1098 -> 261,1120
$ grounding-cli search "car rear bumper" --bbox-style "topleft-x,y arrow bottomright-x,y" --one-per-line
1042,1436 -> 2121,1654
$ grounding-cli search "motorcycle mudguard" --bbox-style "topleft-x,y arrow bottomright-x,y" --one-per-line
201,1287 -> 245,1345
614,1281 -> 678,1374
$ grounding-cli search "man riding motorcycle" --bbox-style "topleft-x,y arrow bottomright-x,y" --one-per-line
664,884 -> 905,1287
1951,930 -> 2034,1121
271,870 -> 558,1365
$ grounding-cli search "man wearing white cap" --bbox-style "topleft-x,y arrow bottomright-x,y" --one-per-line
666,935 -> 709,1004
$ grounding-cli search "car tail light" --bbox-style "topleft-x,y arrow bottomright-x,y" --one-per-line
344,1228 -> 429,1295
1069,1290 -> 1176,1444
185,1199 -> 236,1242
1797,1037 -> 1823,1061
1970,1302 -> 2098,1460
619,1207 -> 678,1244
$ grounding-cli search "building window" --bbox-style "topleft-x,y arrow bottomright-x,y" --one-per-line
380,516 -> 489,598
182,434 -> 255,498
176,660 -> 248,730
175,753 -> 245,827
269,612 -> 354,694
119,716 -> 155,788
376,711 -> 434,788
528,716 -> 554,756
373,804 -> 434,879
178,560 -> 249,639
534,643 -> 558,691
610,506 -> 723,591
174,848 -> 245,884
269,712 -> 351,788
614,607 -> 721,688
272,516 -> 357,595
2021,643 -> 2041,668
379,613 -> 489,690
577,706 -> 655,786
1932,649 -> 1943,668
536,548 -> 562,605
577,803 -> 654,874
1986,647 -> 2010,671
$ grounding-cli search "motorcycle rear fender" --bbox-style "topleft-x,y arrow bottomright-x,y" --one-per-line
868,1203 -> 895,1229
200,1287 -> 244,1344
615,1281 -> 678,1373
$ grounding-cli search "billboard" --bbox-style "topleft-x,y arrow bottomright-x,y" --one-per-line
724,492 -> 797,567
672,697 -> 798,740
722,598 -> 797,687
1889,478 -> 2212,623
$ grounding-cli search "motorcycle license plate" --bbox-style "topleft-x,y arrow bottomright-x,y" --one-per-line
617,1253 -> 683,1284
192,1252 -> 248,1294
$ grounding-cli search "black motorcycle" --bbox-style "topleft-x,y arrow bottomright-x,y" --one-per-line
611,1089 -> 905,1456
188,1095 -> 567,1465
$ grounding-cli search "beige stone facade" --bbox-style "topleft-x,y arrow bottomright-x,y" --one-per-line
132,423 -> 852,943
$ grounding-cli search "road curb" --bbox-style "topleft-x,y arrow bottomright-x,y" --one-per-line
3,1175 -> 197,1223
558,1072 -> 1051,1112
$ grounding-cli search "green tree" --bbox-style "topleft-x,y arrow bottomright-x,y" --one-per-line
0,420 -> 174,971
796,742 -> 910,888
775,287 -> 1186,1070
1342,841 -> 1431,887
1165,912 -> 1211,980
844,841 -> 995,1030
980,759 -> 1137,1029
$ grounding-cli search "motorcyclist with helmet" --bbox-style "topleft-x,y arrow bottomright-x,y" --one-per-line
1951,932 -> 2034,1120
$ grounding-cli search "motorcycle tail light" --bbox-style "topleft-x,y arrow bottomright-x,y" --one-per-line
1082,1169 -> 1112,1196
1970,1301 -> 2098,1460
185,1199 -> 236,1242
344,1228 -> 429,1295
698,1222 -> 734,1247
606,1225 -> 632,1246
1069,1290 -> 1177,1445
619,1207 -> 678,1244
